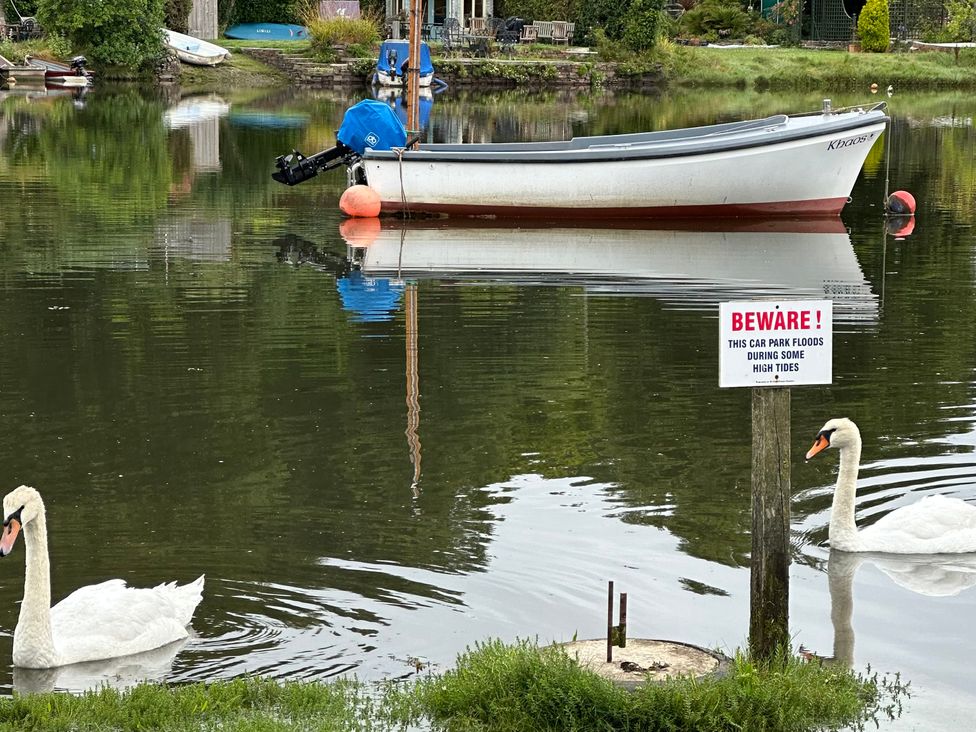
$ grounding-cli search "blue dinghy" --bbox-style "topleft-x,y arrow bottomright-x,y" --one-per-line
224,23 -> 308,40
375,40 -> 433,87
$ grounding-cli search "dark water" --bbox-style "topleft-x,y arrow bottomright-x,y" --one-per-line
1,82 -> 975,727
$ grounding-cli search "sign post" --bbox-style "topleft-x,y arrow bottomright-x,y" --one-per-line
719,300 -> 833,660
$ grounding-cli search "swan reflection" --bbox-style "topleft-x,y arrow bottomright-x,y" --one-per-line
13,638 -> 189,694
824,549 -> 976,668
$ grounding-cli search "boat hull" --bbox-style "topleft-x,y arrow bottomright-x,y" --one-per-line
224,23 -> 308,40
163,29 -> 230,66
360,108 -> 886,218
45,74 -> 89,88
375,70 -> 434,87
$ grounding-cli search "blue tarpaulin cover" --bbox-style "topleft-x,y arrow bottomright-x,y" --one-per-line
376,40 -> 434,78
337,99 -> 407,154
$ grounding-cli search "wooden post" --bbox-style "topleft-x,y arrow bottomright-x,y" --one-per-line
749,387 -> 791,661
406,0 -> 422,141
606,581 -> 614,662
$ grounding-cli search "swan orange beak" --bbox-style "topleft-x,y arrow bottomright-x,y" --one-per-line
805,434 -> 830,460
0,517 -> 21,557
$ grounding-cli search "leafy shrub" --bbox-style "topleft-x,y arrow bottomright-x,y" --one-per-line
945,0 -> 976,42
572,0 -> 631,45
230,0 -> 313,25
681,0 -> 753,40
164,0 -> 192,33
857,0 -> 890,52
45,33 -> 73,59
36,0 -> 165,69
623,0 -> 664,52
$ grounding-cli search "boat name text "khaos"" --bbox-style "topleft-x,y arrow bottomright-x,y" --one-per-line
827,133 -> 874,151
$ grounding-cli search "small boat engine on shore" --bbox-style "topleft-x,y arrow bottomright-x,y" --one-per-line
272,99 -> 407,186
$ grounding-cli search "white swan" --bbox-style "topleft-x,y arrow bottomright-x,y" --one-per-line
806,418 -> 976,553
1,485 -> 204,668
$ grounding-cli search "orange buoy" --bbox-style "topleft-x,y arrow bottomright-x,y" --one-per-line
870,82 -> 878,93
339,185 -> 381,218
886,190 -> 916,215
339,217 -> 382,247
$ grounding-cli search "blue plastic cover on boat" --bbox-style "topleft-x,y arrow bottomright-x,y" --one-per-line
224,23 -> 308,40
337,99 -> 407,154
376,40 -> 434,78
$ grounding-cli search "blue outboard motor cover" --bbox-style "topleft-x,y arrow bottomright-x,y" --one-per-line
337,99 -> 407,154
376,40 -> 434,78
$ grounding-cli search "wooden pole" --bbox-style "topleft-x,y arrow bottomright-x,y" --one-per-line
749,387 -> 791,661
405,285 -> 421,498
406,0 -> 422,141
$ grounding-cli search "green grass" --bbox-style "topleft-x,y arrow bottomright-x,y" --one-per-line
0,640 -> 908,732
408,639 -> 906,732
662,45 -> 976,90
217,39 -> 312,52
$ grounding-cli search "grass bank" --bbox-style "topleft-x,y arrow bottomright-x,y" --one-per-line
0,639 -> 908,731
647,44 -> 976,91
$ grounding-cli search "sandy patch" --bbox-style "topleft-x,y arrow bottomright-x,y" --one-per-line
558,638 -> 726,687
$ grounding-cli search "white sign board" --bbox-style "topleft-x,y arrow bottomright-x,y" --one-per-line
719,300 -> 832,388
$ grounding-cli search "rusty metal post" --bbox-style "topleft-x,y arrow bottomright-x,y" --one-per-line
619,593 -> 628,648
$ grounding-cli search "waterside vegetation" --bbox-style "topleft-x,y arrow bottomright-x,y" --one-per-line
0,639 -> 907,731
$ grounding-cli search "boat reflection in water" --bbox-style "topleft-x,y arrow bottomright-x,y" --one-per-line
339,218 -> 879,324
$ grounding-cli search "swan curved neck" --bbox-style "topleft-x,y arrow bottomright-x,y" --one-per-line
828,439 -> 861,549
14,511 -> 57,667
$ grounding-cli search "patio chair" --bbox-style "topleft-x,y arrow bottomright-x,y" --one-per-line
468,17 -> 487,35
442,17 -> 463,55
551,21 -> 570,45
488,17 -> 505,38
519,24 -> 538,43
497,29 -> 518,54
534,20 -> 553,43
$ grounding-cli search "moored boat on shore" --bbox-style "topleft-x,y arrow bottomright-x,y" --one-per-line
163,29 -> 230,66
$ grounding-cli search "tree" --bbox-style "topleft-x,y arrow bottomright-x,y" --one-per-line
857,0 -> 890,52
623,0 -> 664,51
945,0 -> 976,42
165,0 -> 193,34
36,0 -> 166,69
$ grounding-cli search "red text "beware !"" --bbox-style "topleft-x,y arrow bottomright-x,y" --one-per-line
730,310 -> 821,331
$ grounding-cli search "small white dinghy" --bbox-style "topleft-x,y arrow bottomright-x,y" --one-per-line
163,29 -> 230,66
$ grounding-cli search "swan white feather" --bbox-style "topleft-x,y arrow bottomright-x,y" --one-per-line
807,418 -> 976,554
1,485 -> 204,668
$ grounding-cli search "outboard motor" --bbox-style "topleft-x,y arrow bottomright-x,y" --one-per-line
386,47 -> 399,79
69,56 -> 88,75
272,99 -> 409,186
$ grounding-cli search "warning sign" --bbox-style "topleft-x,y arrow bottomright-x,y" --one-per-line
719,300 -> 833,388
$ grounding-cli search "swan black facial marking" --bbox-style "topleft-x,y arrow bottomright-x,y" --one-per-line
816,428 -> 836,445
3,506 -> 23,527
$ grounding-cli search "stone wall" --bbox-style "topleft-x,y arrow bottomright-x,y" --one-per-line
242,48 -> 663,91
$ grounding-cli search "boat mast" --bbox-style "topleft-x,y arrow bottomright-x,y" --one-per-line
406,0 -> 422,143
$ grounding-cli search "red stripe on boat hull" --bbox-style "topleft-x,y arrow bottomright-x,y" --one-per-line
380,197 -> 851,219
